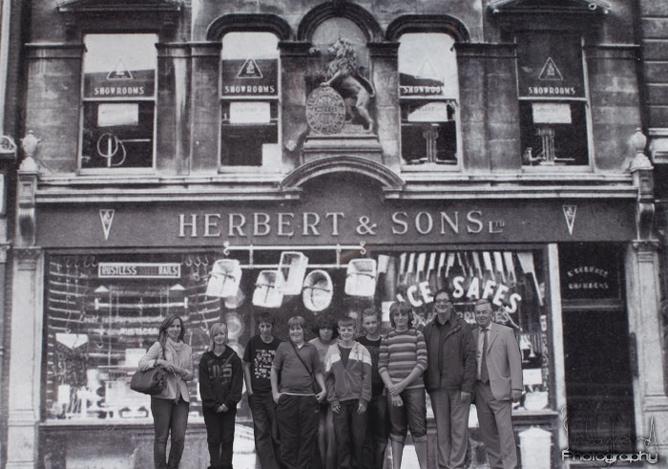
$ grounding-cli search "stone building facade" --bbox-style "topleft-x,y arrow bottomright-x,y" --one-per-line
3,0 -> 668,467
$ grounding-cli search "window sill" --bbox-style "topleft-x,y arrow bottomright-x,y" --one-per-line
400,162 -> 460,173
521,164 -> 593,173
77,167 -> 156,176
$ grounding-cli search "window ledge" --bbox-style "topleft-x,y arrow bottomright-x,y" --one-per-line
401,162 -> 460,173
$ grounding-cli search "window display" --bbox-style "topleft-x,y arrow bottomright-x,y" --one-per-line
43,248 -> 552,424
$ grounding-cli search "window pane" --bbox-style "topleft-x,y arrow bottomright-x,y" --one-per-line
82,102 -> 154,169
222,33 -> 278,97
517,32 -> 584,99
401,101 -> 457,164
520,101 -> 588,166
399,33 -> 458,100
83,34 -> 157,98
399,33 -> 459,165
222,101 -> 278,166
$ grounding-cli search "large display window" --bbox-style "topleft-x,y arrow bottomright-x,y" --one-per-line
43,247 -> 553,425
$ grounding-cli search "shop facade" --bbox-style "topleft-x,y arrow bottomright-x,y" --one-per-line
4,0 -> 668,467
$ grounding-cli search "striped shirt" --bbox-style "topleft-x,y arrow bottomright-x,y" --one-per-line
378,328 -> 428,390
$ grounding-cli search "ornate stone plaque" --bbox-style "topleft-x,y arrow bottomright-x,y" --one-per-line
305,86 -> 346,135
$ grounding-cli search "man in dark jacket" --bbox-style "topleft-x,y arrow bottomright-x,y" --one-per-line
423,289 -> 477,469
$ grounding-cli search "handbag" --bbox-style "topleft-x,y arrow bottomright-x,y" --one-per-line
131,344 -> 168,395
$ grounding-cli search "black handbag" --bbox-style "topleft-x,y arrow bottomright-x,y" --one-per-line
131,344 -> 168,395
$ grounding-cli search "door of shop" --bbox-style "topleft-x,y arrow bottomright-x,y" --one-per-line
559,243 -> 636,453
562,307 -> 636,452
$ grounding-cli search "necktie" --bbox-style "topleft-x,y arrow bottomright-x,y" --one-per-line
480,328 -> 489,383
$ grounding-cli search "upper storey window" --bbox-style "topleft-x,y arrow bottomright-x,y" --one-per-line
220,32 -> 280,168
517,33 -> 589,167
81,34 -> 157,170
399,33 -> 459,166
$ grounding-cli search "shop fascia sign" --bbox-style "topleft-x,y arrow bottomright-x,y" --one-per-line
177,209 -> 505,239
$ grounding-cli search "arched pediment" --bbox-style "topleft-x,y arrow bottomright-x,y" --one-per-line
281,156 -> 404,195
298,2 -> 383,42
386,15 -> 471,43
207,14 -> 293,41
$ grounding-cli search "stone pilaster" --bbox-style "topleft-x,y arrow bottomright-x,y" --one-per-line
5,247 -> 43,469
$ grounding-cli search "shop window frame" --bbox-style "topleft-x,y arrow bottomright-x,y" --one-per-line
515,32 -> 595,172
78,32 -> 159,174
218,31 -> 282,173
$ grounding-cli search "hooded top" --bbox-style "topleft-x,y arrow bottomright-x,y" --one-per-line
198,346 -> 243,411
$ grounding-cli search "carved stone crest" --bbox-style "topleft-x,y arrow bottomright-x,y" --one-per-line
306,86 -> 347,135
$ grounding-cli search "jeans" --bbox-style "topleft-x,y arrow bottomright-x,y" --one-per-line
276,394 -> 319,469
151,397 -> 189,469
249,392 -> 281,469
203,407 -> 236,469
387,387 -> 427,443
333,399 -> 368,469
362,394 -> 389,469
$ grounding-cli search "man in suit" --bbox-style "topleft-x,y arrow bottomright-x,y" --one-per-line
473,298 -> 523,469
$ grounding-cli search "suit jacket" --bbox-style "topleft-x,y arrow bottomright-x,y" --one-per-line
473,323 -> 523,401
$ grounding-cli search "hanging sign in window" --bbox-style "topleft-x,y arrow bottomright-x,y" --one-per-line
98,262 -> 181,279
559,244 -> 621,300
532,103 -> 572,124
222,59 -> 277,96
229,102 -> 271,124
517,33 -> 585,98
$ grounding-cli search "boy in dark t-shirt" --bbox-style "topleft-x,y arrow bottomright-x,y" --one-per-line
243,312 -> 282,469
357,308 -> 389,469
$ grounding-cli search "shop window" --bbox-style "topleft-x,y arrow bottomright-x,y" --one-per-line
221,33 -> 280,168
81,34 -> 157,170
398,33 -> 459,166
517,33 -> 589,166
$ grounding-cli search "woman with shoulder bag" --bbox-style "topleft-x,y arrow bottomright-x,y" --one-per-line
138,314 -> 194,469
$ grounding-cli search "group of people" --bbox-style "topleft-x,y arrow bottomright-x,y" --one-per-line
138,288 -> 523,469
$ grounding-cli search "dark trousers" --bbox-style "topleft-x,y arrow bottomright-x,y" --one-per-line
333,399 -> 368,469
362,394 -> 389,469
276,394 -> 319,469
203,407 -> 237,469
249,392 -> 281,469
151,397 -> 189,469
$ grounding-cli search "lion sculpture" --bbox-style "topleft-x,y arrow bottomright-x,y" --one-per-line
320,38 -> 375,131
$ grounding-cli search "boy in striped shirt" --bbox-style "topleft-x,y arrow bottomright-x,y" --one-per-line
378,302 -> 428,469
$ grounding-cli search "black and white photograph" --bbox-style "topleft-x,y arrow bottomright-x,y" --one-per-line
0,0 -> 666,467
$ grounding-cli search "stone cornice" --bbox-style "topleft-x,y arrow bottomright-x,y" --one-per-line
32,173 -> 637,203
